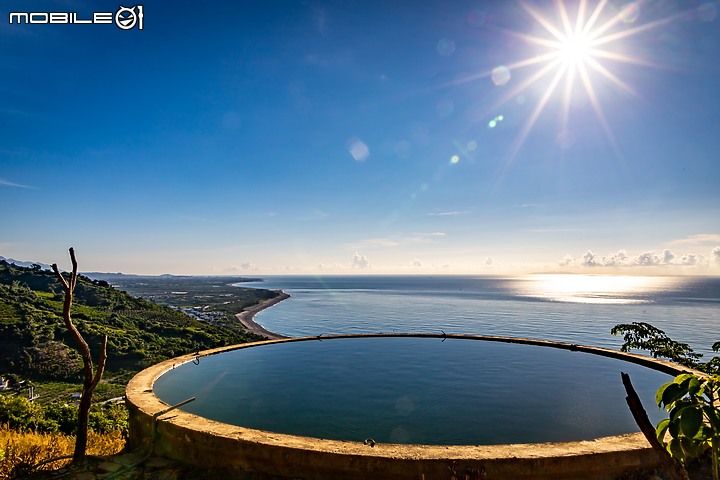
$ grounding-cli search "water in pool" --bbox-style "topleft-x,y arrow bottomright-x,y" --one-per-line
154,336 -> 672,445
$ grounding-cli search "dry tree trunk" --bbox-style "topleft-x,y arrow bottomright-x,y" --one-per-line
621,372 -> 688,480
52,247 -> 108,464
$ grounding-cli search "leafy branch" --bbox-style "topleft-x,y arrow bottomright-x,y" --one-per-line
613,322 -> 720,479
656,374 -> 720,480
611,322 -> 718,373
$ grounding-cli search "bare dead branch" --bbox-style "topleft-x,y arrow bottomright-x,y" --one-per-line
69,247 -> 78,290
90,335 -> 108,390
51,263 -> 70,290
52,248 -> 108,464
621,372 -> 688,480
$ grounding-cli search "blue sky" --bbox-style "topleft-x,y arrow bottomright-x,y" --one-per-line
2,0 -> 719,275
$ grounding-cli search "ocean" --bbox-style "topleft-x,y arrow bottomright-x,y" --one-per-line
155,274 -> 720,445
242,274 -> 720,356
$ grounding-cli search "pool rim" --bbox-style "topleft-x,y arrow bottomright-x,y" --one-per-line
125,333 -> 700,479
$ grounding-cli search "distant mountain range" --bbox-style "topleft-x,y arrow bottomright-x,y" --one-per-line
0,256 -> 53,271
0,256 -> 262,282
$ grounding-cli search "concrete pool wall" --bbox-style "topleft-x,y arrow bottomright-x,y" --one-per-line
125,334 -> 694,480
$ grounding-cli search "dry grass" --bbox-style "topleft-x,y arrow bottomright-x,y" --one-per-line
0,425 -> 125,479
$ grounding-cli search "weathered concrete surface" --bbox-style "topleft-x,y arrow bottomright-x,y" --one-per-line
126,334 -> 697,480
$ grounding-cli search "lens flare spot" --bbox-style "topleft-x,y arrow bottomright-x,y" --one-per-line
488,115 -> 504,129
450,155 -> 460,164
436,38 -> 455,56
467,140 -> 477,151
620,3 -> 640,23
346,137 -> 369,162
420,183 -> 429,191
491,66 -> 511,86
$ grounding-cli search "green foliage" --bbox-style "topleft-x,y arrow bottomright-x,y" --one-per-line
611,322 -> 718,373
655,373 -> 720,480
0,395 -> 128,436
0,395 -> 56,433
612,322 -> 720,479
89,404 -> 128,435
0,259 -> 266,383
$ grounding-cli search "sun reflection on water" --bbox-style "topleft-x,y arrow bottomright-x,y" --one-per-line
515,274 -> 679,304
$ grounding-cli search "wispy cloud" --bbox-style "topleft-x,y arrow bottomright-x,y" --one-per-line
427,210 -> 467,216
297,209 -> 329,221
176,214 -> 212,222
346,232 -> 446,250
0,178 -> 31,189
525,228 -> 585,233
670,234 -> 720,246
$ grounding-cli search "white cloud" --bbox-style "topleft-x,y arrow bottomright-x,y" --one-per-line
297,209 -> 329,221
564,248 -> 714,269
317,262 -> 344,271
671,234 -> 720,246
583,250 -> 632,266
0,178 -> 30,188
558,255 -> 575,267
427,211 -> 467,216
410,232 -> 446,241
680,254 -> 704,265
412,259 -> 423,267
636,251 -> 662,266
352,253 -> 370,269
713,246 -> 720,263
485,257 -> 493,266
662,249 -> 675,263
346,232 -> 446,250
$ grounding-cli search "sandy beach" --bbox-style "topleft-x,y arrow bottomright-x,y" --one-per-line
236,290 -> 291,340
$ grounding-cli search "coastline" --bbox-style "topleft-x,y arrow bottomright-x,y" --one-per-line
236,290 -> 291,340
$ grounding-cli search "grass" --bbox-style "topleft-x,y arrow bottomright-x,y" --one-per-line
0,425 -> 125,479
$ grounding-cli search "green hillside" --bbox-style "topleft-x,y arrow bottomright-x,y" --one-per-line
0,260 -> 267,386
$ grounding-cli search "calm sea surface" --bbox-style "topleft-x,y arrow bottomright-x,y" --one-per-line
155,275 -> 719,445
244,275 -> 720,355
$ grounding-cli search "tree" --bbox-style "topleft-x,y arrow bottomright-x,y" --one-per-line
52,247 -> 108,464
613,322 -> 720,480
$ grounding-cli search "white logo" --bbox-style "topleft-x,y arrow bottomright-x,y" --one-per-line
115,6 -> 143,30
8,5 -> 144,30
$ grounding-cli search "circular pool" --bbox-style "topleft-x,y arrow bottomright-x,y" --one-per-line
126,334 -> 694,480
153,335 -> 669,445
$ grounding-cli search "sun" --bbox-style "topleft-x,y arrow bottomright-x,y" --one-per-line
557,32 -> 592,67
486,0 -> 679,157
